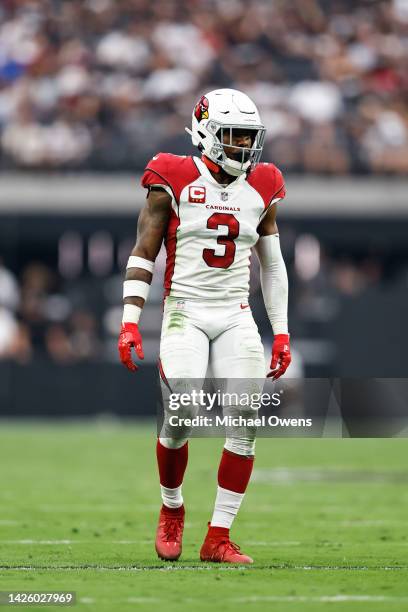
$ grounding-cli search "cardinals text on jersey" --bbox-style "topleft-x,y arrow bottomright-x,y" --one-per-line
141,153 -> 285,300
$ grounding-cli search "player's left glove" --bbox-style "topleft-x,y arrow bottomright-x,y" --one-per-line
268,333 -> 291,380
118,322 -> 144,372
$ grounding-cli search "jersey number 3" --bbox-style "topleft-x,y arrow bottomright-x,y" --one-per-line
202,213 -> 240,269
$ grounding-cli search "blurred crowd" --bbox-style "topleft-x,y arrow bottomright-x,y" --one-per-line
0,0 -> 407,174
0,233 -> 405,366
0,258 -> 100,364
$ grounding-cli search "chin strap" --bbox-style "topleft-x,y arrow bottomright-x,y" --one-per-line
201,155 -> 221,174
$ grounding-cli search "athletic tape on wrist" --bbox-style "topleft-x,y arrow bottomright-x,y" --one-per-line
272,323 -> 289,335
123,279 -> 150,300
122,303 -> 142,324
126,256 -> 154,274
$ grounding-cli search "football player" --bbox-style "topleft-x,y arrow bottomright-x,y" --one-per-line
118,89 -> 291,564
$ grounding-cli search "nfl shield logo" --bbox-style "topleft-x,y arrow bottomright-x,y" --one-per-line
221,192 -> 228,201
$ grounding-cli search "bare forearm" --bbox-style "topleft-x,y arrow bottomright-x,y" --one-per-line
122,189 -> 171,316
118,188 -> 171,371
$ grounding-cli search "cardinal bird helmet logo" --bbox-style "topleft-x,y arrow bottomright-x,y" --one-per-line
194,95 -> 209,122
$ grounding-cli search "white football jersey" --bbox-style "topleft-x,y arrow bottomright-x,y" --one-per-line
141,154 -> 285,300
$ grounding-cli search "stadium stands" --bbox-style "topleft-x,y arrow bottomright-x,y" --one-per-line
0,0 -> 407,173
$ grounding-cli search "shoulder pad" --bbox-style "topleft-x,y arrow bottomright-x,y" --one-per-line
141,153 -> 200,202
247,162 -> 286,208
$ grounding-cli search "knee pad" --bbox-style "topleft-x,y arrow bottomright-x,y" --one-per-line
223,402 -> 258,456
224,436 -> 256,456
160,378 -> 201,444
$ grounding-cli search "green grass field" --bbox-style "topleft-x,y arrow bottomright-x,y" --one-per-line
0,423 -> 407,611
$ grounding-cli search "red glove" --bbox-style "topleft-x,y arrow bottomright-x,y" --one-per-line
118,322 -> 144,372
268,334 -> 291,380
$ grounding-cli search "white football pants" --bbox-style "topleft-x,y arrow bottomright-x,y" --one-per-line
159,296 -> 266,455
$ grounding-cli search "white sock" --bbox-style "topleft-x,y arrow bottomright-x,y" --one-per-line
210,486 -> 245,529
160,485 -> 183,509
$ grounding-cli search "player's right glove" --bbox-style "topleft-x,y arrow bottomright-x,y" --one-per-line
118,322 -> 144,372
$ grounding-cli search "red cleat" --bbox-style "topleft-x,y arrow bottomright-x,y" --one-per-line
200,523 -> 253,564
155,504 -> 185,561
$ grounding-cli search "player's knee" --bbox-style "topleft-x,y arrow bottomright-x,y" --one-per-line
159,436 -> 189,450
161,415 -> 194,443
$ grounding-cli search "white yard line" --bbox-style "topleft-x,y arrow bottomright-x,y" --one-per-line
1,540 -> 75,545
0,539 -> 298,546
233,595 -> 408,603
0,540 -> 152,545
0,565 -> 243,572
339,520 -> 403,526
39,595 -> 408,604
242,541 -> 301,546
1,564 -> 407,572
126,598 -> 162,604
3,538 -> 408,551
244,519 -> 405,528
37,505 -> 133,512
78,598 -> 95,604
